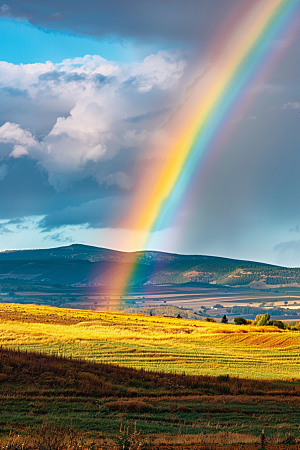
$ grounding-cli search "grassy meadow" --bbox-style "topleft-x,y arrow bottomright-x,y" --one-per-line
0,303 -> 300,380
1,346 -> 300,446
1,303 -> 300,446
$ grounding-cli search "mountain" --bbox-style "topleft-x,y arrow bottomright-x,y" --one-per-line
0,243 -> 299,288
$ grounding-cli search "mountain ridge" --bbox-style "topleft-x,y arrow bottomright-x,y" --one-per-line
0,243 -> 280,266
0,243 -> 298,288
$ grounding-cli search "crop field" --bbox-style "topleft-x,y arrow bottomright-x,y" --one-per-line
1,303 -> 300,380
1,303 -> 300,446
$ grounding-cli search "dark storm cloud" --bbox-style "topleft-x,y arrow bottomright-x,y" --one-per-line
0,157 -> 114,221
1,0 -> 239,44
38,196 -> 130,231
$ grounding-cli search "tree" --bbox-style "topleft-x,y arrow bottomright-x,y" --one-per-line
204,317 -> 215,323
268,319 -> 285,329
221,315 -> 228,323
234,317 -> 247,325
255,313 -> 270,326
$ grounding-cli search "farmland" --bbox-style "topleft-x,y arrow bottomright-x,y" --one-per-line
1,303 -> 300,380
1,303 -> 300,446
1,342 -> 300,446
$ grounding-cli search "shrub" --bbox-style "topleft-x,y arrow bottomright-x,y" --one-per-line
234,317 -> 247,325
113,423 -> 144,450
268,320 -> 285,330
204,317 -> 215,323
255,313 -> 270,326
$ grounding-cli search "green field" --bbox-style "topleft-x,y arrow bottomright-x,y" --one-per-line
1,346 -> 300,446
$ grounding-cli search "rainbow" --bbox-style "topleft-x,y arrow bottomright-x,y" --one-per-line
106,0 -> 300,300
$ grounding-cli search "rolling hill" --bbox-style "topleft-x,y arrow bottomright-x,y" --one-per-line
0,243 -> 300,287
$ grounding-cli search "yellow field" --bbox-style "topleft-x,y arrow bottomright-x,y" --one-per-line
1,303 -> 300,380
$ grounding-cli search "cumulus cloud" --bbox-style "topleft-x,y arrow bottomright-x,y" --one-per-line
0,122 -> 38,158
0,51 -> 186,190
283,101 -> 300,109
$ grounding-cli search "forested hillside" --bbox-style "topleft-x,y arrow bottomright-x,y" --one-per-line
0,243 -> 300,287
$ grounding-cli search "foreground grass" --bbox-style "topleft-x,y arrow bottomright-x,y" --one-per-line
1,347 -> 300,445
1,303 -> 300,380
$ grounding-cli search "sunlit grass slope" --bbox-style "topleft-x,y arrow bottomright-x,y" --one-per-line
1,303 -> 300,380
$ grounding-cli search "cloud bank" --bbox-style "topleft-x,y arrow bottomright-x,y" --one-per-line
0,0 -> 239,44
0,51 -> 186,190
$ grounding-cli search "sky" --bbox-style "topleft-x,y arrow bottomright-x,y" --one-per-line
0,0 -> 300,267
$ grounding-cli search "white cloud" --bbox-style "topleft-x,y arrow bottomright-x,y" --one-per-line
0,51 -> 186,190
0,122 -> 37,147
10,145 -> 29,158
283,101 -> 300,109
0,122 -> 38,158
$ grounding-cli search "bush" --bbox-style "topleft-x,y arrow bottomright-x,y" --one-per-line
255,313 -> 270,326
268,320 -> 285,330
234,317 -> 247,325
113,423 -> 144,450
204,317 -> 215,323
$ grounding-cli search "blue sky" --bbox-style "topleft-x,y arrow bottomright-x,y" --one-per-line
0,17 -> 161,64
0,0 -> 300,267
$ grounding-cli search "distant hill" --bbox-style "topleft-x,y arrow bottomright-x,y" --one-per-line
0,243 -> 300,288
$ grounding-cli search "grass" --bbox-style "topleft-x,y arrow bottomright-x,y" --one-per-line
1,346 -> 300,445
1,303 -> 300,380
